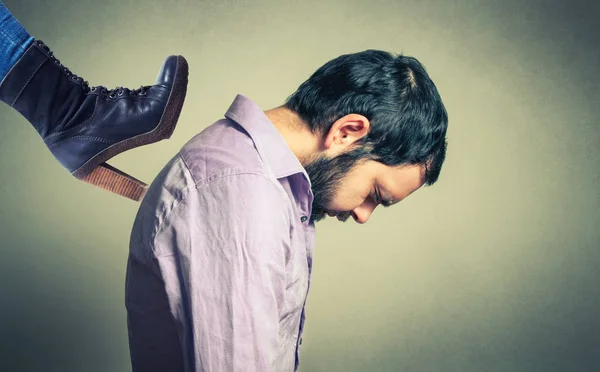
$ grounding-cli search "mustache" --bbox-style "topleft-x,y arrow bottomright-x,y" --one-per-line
336,211 -> 352,222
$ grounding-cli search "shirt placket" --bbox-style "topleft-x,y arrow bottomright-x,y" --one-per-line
294,176 -> 314,370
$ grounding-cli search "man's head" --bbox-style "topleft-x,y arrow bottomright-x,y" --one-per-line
283,50 -> 448,223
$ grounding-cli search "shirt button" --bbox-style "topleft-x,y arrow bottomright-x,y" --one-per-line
300,215 -> 308,223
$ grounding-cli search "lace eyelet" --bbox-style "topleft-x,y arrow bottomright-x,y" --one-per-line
71,75 -> 78,81
118,91 -> 124,96
90,87 -> 96,92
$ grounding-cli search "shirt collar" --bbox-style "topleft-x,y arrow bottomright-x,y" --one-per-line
224,94 -> 311,185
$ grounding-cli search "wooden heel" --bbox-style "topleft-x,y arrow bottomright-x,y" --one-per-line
78,163 -> 148,201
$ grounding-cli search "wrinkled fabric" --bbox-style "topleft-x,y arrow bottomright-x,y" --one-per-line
126,94 -> 316,371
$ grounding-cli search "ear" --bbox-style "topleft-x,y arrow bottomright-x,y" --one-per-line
322,114 -> 370,155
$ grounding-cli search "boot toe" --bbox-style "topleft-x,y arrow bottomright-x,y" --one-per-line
155,55 -> 187,86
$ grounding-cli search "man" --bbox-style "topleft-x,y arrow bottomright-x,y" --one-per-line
0,1 -> 189,200
126,50 -> 448,371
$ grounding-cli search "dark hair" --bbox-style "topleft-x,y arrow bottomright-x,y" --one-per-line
284,50 -> 448,185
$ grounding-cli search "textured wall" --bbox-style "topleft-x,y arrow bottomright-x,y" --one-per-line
1,0 -> 598,371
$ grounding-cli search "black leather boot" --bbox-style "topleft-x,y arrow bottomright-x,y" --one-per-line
0,39 -> 189,201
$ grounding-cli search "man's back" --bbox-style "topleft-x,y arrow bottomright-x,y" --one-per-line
126,95 -> 315,372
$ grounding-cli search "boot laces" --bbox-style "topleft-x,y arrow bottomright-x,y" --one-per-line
36,40 -> 151,98
91,85 -> 150,98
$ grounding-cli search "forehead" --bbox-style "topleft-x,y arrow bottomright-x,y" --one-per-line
385,163 -> 425,184
347,160 -> 425,189
347,159 -> 424,180
376,162 -> 426,198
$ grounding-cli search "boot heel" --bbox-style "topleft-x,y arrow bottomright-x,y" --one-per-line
77,163 -> 148,201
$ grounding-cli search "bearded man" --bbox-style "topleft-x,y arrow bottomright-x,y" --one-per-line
126,49 -> 448,372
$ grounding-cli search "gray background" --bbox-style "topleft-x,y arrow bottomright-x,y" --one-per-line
1,0 -> 599,371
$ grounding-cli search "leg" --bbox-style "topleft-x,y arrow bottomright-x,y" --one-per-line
0,2 -> 189,201
0,1 -> 34,81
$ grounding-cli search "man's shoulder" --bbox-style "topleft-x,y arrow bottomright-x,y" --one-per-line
145,116 -> 278,211
179,118 -> 265,184
131,154 -> 291,257
130,118 -> 287,244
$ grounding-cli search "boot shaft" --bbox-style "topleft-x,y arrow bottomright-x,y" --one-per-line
0,40 -> 92,139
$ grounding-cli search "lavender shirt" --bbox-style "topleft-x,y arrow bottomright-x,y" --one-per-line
126,94 -> 316,371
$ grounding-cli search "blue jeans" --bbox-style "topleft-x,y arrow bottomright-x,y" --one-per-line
0,1 -> 34,82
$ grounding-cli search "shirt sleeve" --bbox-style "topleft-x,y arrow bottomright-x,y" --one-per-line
152,172 -> 291,372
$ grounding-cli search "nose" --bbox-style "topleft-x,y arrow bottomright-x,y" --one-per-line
351,204 -> 376,224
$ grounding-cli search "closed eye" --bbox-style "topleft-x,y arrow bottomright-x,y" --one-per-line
381,200 -> 394,208
373,188 -> 393,208
375,188 -> 396,208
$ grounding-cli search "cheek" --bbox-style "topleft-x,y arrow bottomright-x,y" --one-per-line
326,185 -> 369,211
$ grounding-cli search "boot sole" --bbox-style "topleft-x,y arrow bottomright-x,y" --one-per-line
71,55 -> 190,201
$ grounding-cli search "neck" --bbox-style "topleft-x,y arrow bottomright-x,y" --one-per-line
264,106 -> 321,167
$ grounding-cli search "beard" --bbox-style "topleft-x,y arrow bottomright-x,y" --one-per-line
304,147 -> 372,223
